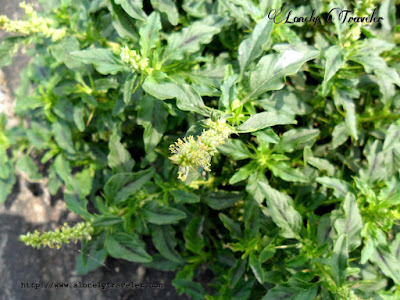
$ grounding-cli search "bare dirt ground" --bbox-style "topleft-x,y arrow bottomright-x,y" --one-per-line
0,2 -> 188,299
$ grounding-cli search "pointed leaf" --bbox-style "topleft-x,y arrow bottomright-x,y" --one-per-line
107,131 -> 135,173
114,0 -> 147,20
70,48 -> 125,75
236,111 -> 296,133
104,170 -> 154,203
163,15 -> 228,62
152,226 -> 183,263
238,15 -> 273,75
150,0 -> 179,25
331,234 -> 348,285
143,72 -> 208,115
247,47 -> 319,100
143,201 -> 186,225
204,191 -> 243,210
259,182 -> 302,239
106,233 -> 152,263
139,12 -> 162,57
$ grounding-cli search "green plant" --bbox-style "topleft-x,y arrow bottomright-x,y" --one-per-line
1,0 -> 400,298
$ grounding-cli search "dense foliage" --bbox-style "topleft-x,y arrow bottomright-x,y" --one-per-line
1,0 -> 400,298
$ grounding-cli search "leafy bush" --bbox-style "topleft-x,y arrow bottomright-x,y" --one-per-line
1,0 -> 400,298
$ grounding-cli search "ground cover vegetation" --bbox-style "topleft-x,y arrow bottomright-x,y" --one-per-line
1,0 -> 400,298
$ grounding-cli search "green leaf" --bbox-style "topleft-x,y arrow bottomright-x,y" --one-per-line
334,193 -> 362,250
143,72 -> 208,115
259,182 -> 302,239
316,176 -> 352,198
114,0 -> 147,21
52,122 -> 75,154
184,217 -> 205,254
70,48 -> 125,75
123,72 -> 137,104
249,253 -> 264,284
26,122 -> 51,150
104,170 -> 153,203
107,131 -> 135,173
379,0 -> 396,31
106,233 -> 152,263
217,139 -> 252,160
259,246 -> 276,263
331,122 -> 349,149
218,0 -> 251,28
150,0 -> 179,26
162,15 -> 228,62
142,201 -> 187,225
362,140 -> 386,183
259,90 -> 310,116
286,250 -> 308,268
361,238 -> 375,265
64,191 -> 91,220
230,258 -> 248,287
333,88 -> 358,140
173,279 -> 205,300
331,234 -> 348,285
0,166 -> 16,204
49,36 -> 82,69
238,15 -> 273,76
91,215 -> 123,227
370,245 -> 400,284
268,162 -> 308,183
76,243 -> 107,275
0,149 -> 9,180
247,46 -> 320,101
219,65 -> 238,111
53,98 -> 74,122
273,128 -> 320,153
317,214 -> 336,245
152,225 -> 183,263
139,12 -> 162,57
236,111 -> 296,133
53,154 -> 72,185
203,191 -> 243,210
107,0 -> 140,41
246,172 -> 268,204
0,36 -> 25,68
73,103 -> 85,132
170,190 -> 200,203
304,147 -> 335,176
293,287 -> 318,300
391,233 -> 400,261
16,154 -> 42,181
72,167 -> 94,198
137,95 -> 168,153
219,213 -> 242,240
262,285 -> 294,300
324,45 -> 345,83
254,128 -> 280,144
229,163 -> 255,185
383,124 -> 400,151
144,254 -> 181,271
351,53 -> 400,102
182,0 -> 208,18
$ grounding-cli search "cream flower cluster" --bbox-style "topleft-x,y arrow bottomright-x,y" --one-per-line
20,222 -> 93,249
169,119 -> 233,182
0,2 -> 66,41
120,46 -> 152,74
345,0 -> 376,44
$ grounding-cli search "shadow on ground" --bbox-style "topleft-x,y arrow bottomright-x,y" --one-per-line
0,214 -> 186,300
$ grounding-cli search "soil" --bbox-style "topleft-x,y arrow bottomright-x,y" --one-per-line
0,2 -> 190,299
